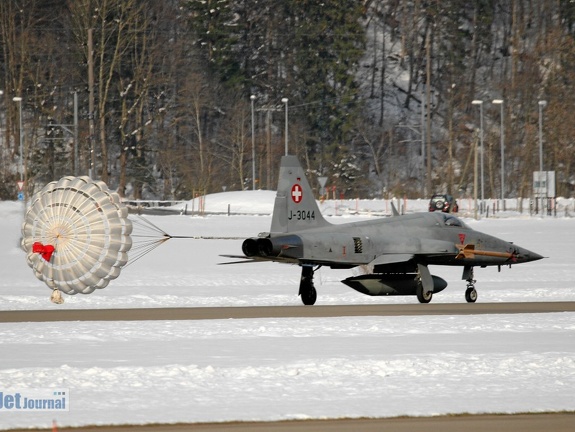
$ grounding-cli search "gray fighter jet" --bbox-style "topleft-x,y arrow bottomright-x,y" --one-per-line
224,156 -> 543,305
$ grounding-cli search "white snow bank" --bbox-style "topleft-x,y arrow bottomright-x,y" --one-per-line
1,313 -> 574,429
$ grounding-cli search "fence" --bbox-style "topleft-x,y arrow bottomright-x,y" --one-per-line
122,196 -> 575,218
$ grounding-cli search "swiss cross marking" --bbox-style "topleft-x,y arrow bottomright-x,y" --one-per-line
291,184 -> 303,203
458,233 -> 466,244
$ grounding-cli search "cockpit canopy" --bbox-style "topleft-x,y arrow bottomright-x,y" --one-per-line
442,213 -> 469,229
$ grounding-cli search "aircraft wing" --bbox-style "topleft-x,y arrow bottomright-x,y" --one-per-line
369,253 -> 414,266
367,239 -> 459,272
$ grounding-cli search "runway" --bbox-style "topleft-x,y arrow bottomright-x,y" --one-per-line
1,301 -> 575,323
2,413 -> 575,432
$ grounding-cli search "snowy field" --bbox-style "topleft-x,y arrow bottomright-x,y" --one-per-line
1,196 -> 575,429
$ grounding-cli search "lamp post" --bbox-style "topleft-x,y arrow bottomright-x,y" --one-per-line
473,128 -> 478,220
538,100 -> 547,215
0,91 -> 3,155
281,98 -> 288,156
0,91 -> 3,176
250,95 -> 256,190
471,100 -> 484,213
13,96 -> 23,182
492,99 -> 504,209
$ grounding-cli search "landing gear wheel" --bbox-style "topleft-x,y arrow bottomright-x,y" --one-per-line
463,266 -> 477,304
465,287 -> 478,303
415,267 -> 433,304
416,283 -> 433,304
301,286 -> 317,306
299,265 -> 319,306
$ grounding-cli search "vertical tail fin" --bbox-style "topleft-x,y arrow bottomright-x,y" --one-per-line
270,156 -> 331,233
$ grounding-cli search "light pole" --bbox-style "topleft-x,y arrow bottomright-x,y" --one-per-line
281,98 -> 288,155
13,96 -> 23,182
538,100 -> 547,215
492,99 -> 505,209
0,91 -> 3,176
250,95 -> 256,190
471,100 -> 484,213
0,91 -> 3,154
473,128 -> 478,220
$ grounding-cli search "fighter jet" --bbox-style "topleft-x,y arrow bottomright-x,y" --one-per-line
223,155 -> 543,305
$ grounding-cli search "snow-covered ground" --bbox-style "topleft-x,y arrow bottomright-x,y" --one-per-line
1,195 -> 574,429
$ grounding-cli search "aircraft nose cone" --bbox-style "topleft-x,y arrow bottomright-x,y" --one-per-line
516,246 -> 544,263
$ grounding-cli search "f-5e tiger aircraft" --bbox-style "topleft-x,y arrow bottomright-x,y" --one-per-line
223,155 -> 543,305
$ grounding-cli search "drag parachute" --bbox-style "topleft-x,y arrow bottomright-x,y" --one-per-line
21,176 -> 133,299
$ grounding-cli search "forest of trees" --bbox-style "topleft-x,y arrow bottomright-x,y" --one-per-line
1,0 -> 574,201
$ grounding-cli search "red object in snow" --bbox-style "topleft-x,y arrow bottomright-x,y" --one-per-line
32,242 -> 55,262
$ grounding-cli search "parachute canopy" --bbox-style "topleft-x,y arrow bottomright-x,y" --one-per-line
21,176 -> 132,295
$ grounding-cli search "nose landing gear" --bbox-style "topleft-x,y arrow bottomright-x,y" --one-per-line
463,266 -> 478,303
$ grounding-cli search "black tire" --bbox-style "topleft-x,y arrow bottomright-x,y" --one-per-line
416,283 -> 433,304
465,288 -> 478,303
301,286 -> 317,306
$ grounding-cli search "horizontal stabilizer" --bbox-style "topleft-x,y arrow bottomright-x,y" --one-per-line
219,254 -> 298,265
218,255 -> 260,264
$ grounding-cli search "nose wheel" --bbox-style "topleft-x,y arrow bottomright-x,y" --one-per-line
463,266 -> 478,303
465,287 -> 478,303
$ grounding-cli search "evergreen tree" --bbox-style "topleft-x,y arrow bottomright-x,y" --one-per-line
286,0 -> 366,189
184,0 -> 245,87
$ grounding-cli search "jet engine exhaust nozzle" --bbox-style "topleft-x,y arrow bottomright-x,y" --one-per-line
242,235 -> 303,259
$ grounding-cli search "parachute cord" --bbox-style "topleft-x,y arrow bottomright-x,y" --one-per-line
130,215 -> 170,236
125,236 -> 171,268
125,214 -> 244,267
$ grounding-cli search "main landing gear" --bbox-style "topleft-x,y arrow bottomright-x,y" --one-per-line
415,263 -> 434,304
463,266 -> 478,303
299,265 -> 319,305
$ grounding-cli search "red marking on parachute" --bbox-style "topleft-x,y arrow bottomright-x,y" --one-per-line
458,233 -> 466,244
291,184 -> 303,203
33,242 -> 55,262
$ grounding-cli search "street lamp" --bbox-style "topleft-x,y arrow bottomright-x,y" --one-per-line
471,100 -> 484,212
0,91 -> 3,175
281,97 -> 288,156
538,100 -> 547,215
250,95 -> 256,190
0,90 -> 3,132
492,99 -> 505,208
13,96 -> 23,182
